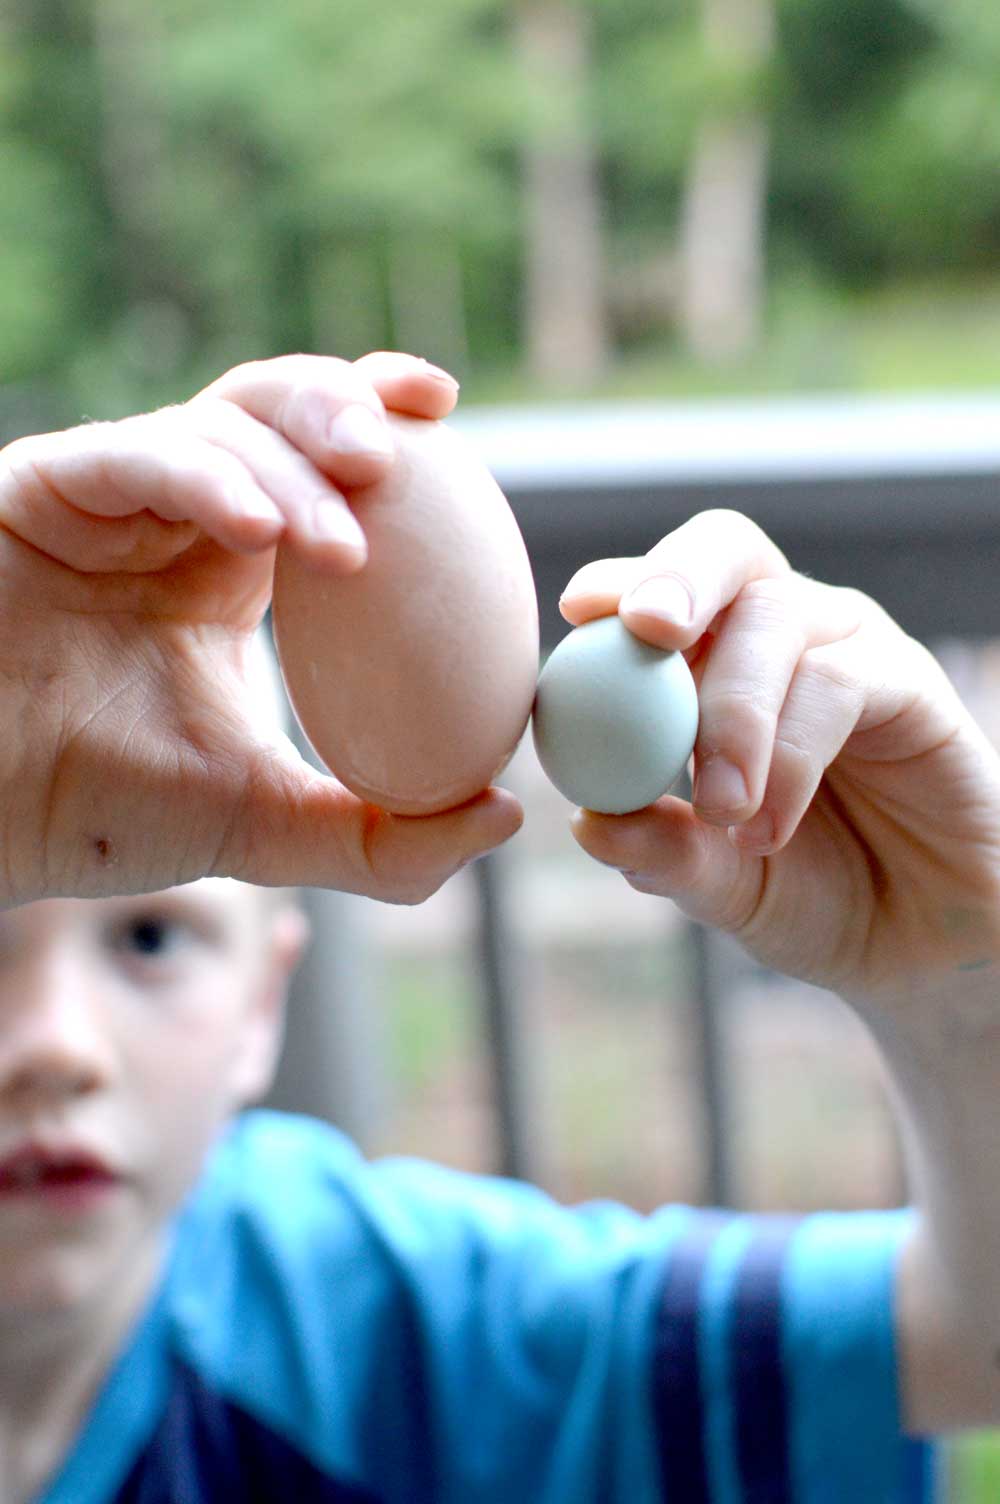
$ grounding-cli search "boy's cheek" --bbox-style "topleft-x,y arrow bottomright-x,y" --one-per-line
126,1028 -> 248,1165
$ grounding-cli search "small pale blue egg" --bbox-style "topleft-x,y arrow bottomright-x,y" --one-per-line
531,615 -> 699,815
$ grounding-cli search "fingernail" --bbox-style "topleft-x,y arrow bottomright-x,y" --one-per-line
621,576 -> 693,627
694,756 -> 749,815
240,490 -> 284,524
328,404 -> 393,457
418,359 -> 460,387
311,499 -> 366,553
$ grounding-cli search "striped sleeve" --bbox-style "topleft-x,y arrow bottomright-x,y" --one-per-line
651,1209 -> 937,1504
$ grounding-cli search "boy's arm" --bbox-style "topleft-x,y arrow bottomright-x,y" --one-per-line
0,352 -> 521,908
564,508 -> 1000,1433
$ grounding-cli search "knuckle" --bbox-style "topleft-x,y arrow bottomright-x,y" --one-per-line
359,808 -> 447,906
738,574 -> 791,606
704,685 -> 775,743
700,506 -> 754,531
828,582 -> 875,616
801,645 -> 861,701
698,507 -> 787,557
285,354 -> 355,393
351,350 -> 406,375
732,576 -> 804,631
204,358 -> 265,393
179,452 -> 242,511
769,733 -> 816,785
1,433 -> 37,470
184,394 -> 253,444
699,508 -> 791,572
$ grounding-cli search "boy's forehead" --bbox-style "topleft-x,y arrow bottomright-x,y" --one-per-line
12,878 -> 271,932
174,876 -> 252,896
149,876 -> 280,919
167,876 -> 259,905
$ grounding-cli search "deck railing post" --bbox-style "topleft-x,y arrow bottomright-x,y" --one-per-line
471,850 -> 549,1184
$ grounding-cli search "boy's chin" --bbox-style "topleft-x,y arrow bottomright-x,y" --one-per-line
0,1226 -> 164,1327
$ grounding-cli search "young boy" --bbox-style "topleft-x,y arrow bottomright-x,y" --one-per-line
0,350 -> 997,1502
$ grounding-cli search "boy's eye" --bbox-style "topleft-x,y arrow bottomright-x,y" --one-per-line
115,915 -> 187,960
128,918 -> 174,956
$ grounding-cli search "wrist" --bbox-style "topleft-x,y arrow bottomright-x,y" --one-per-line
849,957 -> 1000,1059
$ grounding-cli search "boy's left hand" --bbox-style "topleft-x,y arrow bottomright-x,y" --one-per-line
563,509 -> 1000,1013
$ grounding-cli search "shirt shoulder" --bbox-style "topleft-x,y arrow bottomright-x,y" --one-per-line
43,1111 -> 934,1503
161,1108 -> 686,1500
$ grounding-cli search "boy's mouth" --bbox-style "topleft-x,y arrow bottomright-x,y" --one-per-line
0,1142 -> 121,1210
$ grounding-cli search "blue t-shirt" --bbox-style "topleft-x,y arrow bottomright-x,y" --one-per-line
38,1110 -> 933,1503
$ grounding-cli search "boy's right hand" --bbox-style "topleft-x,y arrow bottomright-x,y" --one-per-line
0,353 -> 522,907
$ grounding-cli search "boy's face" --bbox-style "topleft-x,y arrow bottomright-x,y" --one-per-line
0,879 -> 306,1321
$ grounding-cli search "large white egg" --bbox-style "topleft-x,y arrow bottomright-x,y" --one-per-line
532,615 -> 699,814
271,415 -> 539,815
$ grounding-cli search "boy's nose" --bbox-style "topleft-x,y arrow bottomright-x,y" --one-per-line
0,957 -> 114,1104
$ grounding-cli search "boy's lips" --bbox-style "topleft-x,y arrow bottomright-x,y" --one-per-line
0,1141 -> 123,1210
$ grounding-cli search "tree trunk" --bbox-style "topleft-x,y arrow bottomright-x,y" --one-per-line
91,0 -> 173,302
677,0 -> 775,363
387,235 -> 470,378
514,0 -> 608,387
309,243 -> 388,362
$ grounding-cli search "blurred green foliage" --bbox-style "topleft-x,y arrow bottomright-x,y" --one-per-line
950,1431 -> 1000,1503
2,0 -> 1000,420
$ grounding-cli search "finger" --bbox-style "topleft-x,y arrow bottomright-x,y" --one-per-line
560,510 -> 792,651
217,751 -> 524,900
353,351 -> 461,420
1,423 -> 284,573
727,631 -> 871,854
622,510 -> 792,650
185,398 -> 368,567
360,789 -> 523,902
201,354 -> 396,492
691,576 -> 866,829
570,796 -> 867,986
728,617 -> 962,855
558,557 -> 643,626
571,798 -> 764,934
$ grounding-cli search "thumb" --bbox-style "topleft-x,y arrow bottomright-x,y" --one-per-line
215,745 -> 524,901
570,797 -> 763,935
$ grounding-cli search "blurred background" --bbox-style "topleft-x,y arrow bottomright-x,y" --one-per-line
7,0 -> 1000,424
5,0 -> 1000,1493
